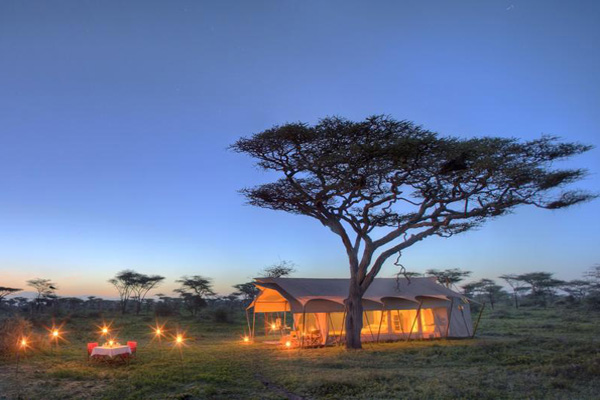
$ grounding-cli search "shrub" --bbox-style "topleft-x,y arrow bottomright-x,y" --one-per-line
0,315 -> 32,357
212,307 -> 231,323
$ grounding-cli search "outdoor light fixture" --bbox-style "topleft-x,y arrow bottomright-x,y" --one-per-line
108,339 -> 114,346
52,329 -> 59,338
271,323 -> 277,330
285,341 -> 291,348
20,338 -> 27,348
243,336 -> 250,343
176,335 -> 183,344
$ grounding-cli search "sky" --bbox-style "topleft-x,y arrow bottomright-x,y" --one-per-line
0,0 -> 599,298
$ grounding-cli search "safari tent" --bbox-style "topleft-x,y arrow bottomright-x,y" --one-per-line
248,277 -> 474,347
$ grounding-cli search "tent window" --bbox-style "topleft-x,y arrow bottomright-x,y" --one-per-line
420,308 -> 436,335
328,312 -> 344,335
361,311 -> 385,335
391,310 -> 417,334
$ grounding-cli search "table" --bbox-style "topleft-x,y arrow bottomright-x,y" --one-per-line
91,345 -> 131,359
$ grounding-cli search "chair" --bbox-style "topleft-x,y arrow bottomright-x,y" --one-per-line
87,342 -> 98,360
127,341 -> 137,356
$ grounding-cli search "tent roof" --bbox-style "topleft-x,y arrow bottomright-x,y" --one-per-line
252,277 -> 464,308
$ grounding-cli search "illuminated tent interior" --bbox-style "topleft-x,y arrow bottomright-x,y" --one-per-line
248,277 -> 474,347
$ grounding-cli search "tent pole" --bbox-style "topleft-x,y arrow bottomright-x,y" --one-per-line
327,313 -> 335,346
338,306 -> 347,346
251,307 -> 257,339
407,301 -> 422,341
472,302 -> 485,338
376,304 -> 385,343
301,306 -> 306,348
245,308 -> 252,337
445,298 -> 455,338
364,310 -> 376,343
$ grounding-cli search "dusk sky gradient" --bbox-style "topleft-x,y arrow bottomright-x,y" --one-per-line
1,0 -> 599,297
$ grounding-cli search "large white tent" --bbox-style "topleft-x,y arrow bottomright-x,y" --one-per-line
249,277 -> 474,346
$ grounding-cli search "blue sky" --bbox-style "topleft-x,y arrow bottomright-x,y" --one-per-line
0,0 -> 598,297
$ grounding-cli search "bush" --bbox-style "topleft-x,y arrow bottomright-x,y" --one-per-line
0,315 -> 32,357
154,302 -> 179,317
212,307 -> 231,323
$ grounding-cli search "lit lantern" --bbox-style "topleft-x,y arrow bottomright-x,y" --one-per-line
271,323 -> 277,330
108,339 -> 114,346
243,336 -> 250,343
285,341 -> 292,348
52,330 -> 59,338
176,335 -> 183,344
20,338 -> 27,348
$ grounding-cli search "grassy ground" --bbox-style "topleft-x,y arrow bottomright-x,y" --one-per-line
1,306 -> 599,399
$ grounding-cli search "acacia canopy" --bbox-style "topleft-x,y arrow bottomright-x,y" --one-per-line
232,115 -> 594,348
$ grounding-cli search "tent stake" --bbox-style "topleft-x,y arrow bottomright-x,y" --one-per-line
472,302 -> 485,338
407,301 -> 422,341
445,297 -> 455,338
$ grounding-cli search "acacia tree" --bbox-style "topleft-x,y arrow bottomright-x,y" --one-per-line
231,115 -> 594,349
0,287 -> 22,305
499,273 -> 527,309
462,278 -> 505,309
130,274 -> 165,315
109,270 -> 139,314
26,278 -> 58,312
425,268 -> 471,288
174,276 -> 215,316
261,260 -> 297,278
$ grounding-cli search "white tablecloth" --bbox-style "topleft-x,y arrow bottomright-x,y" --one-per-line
91,345 -> 131,358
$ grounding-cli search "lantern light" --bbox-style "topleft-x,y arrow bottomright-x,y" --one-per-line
243,336 -> 250,343
176,335 -> 183,344
285,341 -> 291,348
52,329 -> 59,338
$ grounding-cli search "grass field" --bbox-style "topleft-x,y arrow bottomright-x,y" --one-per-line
1,306 -> 599,399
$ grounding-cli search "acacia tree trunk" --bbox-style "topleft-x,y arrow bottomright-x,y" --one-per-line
345,280 -> 364,349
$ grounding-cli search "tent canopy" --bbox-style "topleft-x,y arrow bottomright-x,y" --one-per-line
250,277 -> 465,313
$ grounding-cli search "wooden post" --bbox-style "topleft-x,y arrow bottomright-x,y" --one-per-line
472,302 -> 485,338
407,301 -> 422,341
445,298 -> 455,338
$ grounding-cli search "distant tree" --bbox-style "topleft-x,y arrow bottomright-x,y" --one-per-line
499,273 -> 528,309
562,280 -> 593,302
463,278 -> 505,309
0,287 -> 22,304
130,274 -> 165,315
232,115 -> 594,348
174,276 -> 215,316
426,268 -> 471,288
108,270 -> 139,314
516,272 -> 564,306
261,260 -> 296,278
26,278 -> 58,312
584,264 -> 600,289
232,282 -> 260,305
